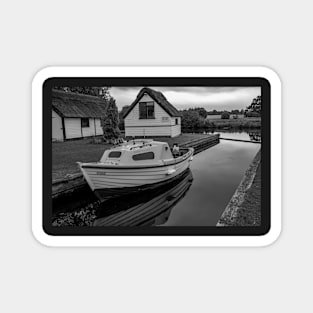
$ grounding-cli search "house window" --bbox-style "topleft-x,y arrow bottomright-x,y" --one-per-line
132,152 -> 155,161
175,118 -> 179,125
139,102 -> 155,119
81,118 -> 89,128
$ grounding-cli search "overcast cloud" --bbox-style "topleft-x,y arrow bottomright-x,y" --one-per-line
110,86 -> 261,111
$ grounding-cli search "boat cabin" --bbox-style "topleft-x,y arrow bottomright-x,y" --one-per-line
99,140 -> 174,165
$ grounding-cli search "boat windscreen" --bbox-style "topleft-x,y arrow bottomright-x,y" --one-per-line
132,152 -> 155,161
108,151 -> 122,158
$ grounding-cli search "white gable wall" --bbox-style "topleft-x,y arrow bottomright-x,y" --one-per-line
64,118 -> 81,139
65,117 -> 104,139
125,94 -> 181,137
52,110 -> 64,141
81,118 -> 95,137
89,118 -> 104,136
171,117 -> 181,137
95,118 -> 103,135
125,94 -> 172,126
52,111 -> 104,141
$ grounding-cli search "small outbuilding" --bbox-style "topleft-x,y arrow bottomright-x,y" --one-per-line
123,87 -> 181,138
52,89 -> 108,141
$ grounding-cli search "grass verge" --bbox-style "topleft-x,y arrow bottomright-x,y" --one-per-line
217,149 -> 261,226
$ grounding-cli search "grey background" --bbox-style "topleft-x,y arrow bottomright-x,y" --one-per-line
1,0 -> 311,312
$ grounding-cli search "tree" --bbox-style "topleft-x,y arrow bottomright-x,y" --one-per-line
181,110 -> 201,130
207,109 -> 222,115
245,95 -> 261,117
245,111 -> 260,117
221,111 -> 230,119
231,109 -> 240,114
194,107 -> 208,119
54,86 -> 111,99
101,98 -> 120,143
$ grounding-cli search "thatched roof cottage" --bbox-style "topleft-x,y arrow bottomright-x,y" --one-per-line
123,87 -> 181,138
52,89 -> 108,141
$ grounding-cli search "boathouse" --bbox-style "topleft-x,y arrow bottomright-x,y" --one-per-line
123,87 -> 181,138
52,89 -> 108,141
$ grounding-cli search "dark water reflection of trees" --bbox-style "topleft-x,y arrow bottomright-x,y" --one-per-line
182,128 -> 262,142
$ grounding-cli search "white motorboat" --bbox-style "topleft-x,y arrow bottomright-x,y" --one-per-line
77,139 -> 194,200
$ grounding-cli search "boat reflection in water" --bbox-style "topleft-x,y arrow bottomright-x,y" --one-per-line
94,169 -> 193,227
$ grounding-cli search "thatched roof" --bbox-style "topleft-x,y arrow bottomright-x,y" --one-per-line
52,89 -> 108,118
123,87 -> 181,118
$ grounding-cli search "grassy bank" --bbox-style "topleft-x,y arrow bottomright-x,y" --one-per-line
210,117 -> 261,129
233,163 -> 261,226
217,149 -> 261,226
183,117 -> 261,131
52,139 -> 112,181
52,133 -> 211,181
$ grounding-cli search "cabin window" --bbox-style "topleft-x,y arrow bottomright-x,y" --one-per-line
139,102 -> 155,119
132,152 -> 155,161
81,118 -> 89,128
175,118 -> 179,125
108,151 -> 122,158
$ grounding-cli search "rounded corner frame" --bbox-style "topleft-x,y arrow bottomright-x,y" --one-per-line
32,66 -> 281,247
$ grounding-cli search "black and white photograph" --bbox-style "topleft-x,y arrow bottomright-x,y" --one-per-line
5,0 -> 313,310
50,84 -> 263,230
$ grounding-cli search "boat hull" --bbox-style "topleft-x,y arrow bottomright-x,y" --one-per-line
94,169 -> 193,226
94,167 -> 191,200
79,148 -> 193,201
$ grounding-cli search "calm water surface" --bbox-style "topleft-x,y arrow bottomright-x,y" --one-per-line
183,129 -> 261,142
163,134 -> 260,226
217,130 -> 261,142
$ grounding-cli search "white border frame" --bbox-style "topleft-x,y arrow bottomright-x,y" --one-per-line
32,66 -> 281,247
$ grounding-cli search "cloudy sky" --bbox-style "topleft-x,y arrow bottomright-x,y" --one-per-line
110,86 -> 261,111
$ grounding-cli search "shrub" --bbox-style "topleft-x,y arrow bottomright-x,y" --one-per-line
245,111 -> 261,118
181,110 -> 202,130
221,112 -> 230,119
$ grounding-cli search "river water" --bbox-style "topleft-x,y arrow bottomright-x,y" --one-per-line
163,135 -> 260,226
94,131 -> 261,227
